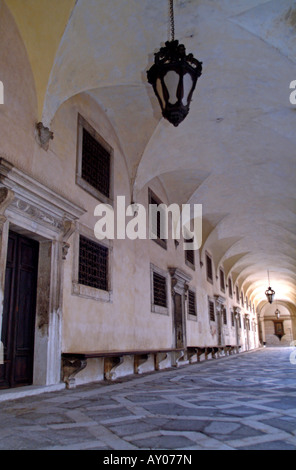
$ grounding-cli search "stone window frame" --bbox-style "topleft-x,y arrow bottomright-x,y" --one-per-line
76,114 -> 114,206
150,263 -> 169,315
72,223 -> 113,303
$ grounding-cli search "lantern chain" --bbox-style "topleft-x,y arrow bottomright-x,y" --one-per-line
169,0 -> 175,42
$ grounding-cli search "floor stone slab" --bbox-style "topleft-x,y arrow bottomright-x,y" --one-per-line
0,347 -> 295,450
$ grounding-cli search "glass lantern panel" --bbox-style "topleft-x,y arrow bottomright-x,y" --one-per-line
164,70 -> 180,104
156,78 -> 165,109
182,73 -> 193,105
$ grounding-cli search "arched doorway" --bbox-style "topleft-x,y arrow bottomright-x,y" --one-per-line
259,303 -> 296,346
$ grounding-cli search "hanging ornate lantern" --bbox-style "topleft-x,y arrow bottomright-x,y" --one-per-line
265,286 -> 275,304
147,0 -> 203,127
265,271 -> 275,304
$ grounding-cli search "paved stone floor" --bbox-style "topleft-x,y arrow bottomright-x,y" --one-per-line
0,347 -> 296,450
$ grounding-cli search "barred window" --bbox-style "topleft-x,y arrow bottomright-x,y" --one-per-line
223,307 -> 227,325
208,299 -> 215,322
79,235 -> 108,291
231,310 -> 235,327
153,272 -> 167,307
206,254 -> 213,282
82,128 -> 110,198
228,277 -> 233,298
149,190 -> 167,249
188,290 -> 197,316
241,292 -> 244,306
220,268 -> 225,292
185,238 -> 195,268
236,285 -> 239,303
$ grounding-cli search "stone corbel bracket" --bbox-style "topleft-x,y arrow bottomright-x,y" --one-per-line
155,351 -> 171,370
104,356 -> 134,381
62,356 -> 87,389
61,220 -> 76,260
174,350 -> 189,367
35,122 -> 54,151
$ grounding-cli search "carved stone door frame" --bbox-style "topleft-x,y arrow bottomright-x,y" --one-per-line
214,295 -> 226,346
0,159 -> 85,387
169,268 -> 192,349
234,306 -> 241,347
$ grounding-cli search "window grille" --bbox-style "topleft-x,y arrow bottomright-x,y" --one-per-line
82,128 -> 110,198
220,268 -> 225,292
188,290 -> 197,316
241,292 -> 244,306
209,299 -> 215,322
236,285 -> 239,303
185,238 -> 195,267
149,190 -> 167,248
79,235 -> 108,291
153,272 -> 167,307
206,254 -> 213,281
231,310 -> 235,327
223,307 -> 227,325
228,278 -> 233,297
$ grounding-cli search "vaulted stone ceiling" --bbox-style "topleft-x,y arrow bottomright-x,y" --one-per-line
4,0 -> 296,308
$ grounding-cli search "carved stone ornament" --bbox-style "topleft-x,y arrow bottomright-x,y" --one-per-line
35,122 -> 54,151
169,267 -> 192,296
0,187 -> 14,231
0,158 -> 86,237
10,198 -> 64,230
214,295 -> 226,312
234,306 -> 241,318
0,187 -> 15,215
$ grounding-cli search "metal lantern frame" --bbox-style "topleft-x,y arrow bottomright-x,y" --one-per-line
265,286 -> 275,304
147,0 -> 203,126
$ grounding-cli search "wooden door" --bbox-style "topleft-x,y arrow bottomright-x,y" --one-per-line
0,232 -> 39,389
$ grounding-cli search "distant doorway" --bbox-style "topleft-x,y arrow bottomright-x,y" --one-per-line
0,232 -> 39,389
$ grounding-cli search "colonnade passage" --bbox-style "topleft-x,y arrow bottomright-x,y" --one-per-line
0,347 -> 295,450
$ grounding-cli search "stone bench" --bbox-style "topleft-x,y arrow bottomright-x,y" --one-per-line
62,348 -> 184,389
187,345 -> 241,363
